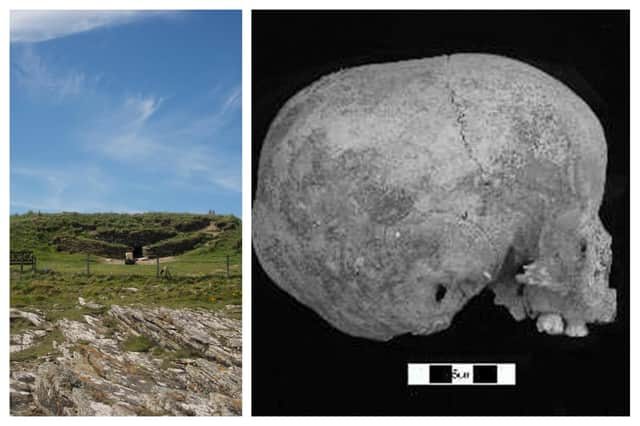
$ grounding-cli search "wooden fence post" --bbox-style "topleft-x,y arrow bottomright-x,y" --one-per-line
32,256 -> 36,272
86,253 -> 90,276
226,255 -> 230,278
156,256 -> 160,278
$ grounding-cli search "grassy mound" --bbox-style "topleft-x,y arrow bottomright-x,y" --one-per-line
10,211 -> 241,259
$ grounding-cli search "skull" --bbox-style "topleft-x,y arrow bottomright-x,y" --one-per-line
253,53 -> 615,341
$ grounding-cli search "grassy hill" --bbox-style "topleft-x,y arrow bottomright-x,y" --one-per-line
10,212 -> 242,317
10,211 -> 241,277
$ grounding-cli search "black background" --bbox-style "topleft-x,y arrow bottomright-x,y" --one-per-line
252,11 -> 629,416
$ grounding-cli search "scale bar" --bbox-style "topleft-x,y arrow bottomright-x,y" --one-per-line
408,363 -> 516,385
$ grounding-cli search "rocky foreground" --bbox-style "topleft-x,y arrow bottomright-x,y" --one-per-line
10,304 -> 241,416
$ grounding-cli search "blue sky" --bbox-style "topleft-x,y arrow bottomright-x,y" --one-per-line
10,11 -> 241,217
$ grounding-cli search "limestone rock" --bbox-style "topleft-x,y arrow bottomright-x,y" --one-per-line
77,297 -> 103,309
10,305 -> 241,416
11,329 -> 48,353
11,308 -> 47,327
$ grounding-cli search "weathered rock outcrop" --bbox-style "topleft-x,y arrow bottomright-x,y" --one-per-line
11,308 -> 47,327
10,309 -> 52,353
10,305 -> 241,416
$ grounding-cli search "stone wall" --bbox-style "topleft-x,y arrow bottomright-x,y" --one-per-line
174,217 -> 211,233
52,236 -> 128,259
143,234 -> 211,257
92,228 -> 177,247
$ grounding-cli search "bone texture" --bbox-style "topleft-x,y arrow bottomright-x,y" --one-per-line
253,53 -> 616,341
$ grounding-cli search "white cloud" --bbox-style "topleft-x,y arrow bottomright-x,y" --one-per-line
10,83 -> 241,213
173,86 -> 241,139
12,166 -> 68,199
221,85 -> 241,113
210,175 -> 242,193
93,94 -> 165,162
125,95 -> 163,125
10,10 -> 146,43
10,165 -> 138,213
86,90 -> 241,194
12,46 -> 87,99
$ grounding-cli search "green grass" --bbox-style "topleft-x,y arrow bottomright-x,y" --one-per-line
9,249 -> 241,278
151,346 -> 204,369
9,211 -> 242,365
10,211 -> 241,289
122,335 -> 155,352
10,211 -> 240,258
10,270 -> 241,315
10,317 -> 34,334
9,266 -> 241,362
9,212 -> 241,278
10,328 -> 63,362
11,211 -> 229,246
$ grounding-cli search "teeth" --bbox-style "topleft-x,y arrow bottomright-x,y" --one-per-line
536,313 -> 564,335
564,321 -> 589,337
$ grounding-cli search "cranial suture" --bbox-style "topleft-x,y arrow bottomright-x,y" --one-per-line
253,53 -> 616,341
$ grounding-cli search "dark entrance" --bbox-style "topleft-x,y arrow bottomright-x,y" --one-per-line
133,246 -> 143,258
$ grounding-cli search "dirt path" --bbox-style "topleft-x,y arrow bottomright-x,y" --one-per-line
135,256 -> 176,265
199,221 -> 221,237
100,256 -> 176,265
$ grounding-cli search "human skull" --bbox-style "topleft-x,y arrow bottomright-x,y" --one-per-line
253,53 -> 616,341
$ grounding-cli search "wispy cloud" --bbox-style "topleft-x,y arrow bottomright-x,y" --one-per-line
10,165 -> 138,213
12,46 -> 87,100
221,85 -> 241,114
92,94 -> 164,161
85,87 -> 241,193
173,85 -> 241,140
10,10 -> 148,43
127,95 -> 163,124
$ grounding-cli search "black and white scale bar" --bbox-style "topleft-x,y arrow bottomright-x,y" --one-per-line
408,363 -> 516,385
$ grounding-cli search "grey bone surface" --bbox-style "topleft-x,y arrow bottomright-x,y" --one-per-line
253,53 -> 615,341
